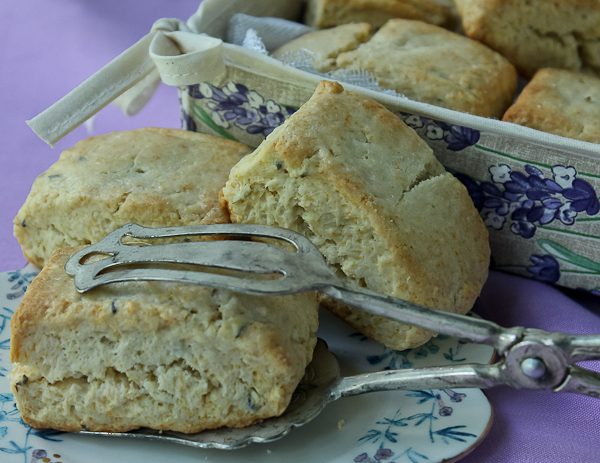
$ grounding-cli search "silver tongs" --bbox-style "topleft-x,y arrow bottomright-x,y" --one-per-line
66,223 -> 600,399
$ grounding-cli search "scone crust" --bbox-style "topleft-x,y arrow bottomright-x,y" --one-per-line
454,0 -> 600,77
223,81 -> 490,350
14,128 -> 251,268
272,22 -> 373,72
502,68 -> 600,143
334,19 -> 517,117
305,0 -> 457,28
10,248 -> 318,433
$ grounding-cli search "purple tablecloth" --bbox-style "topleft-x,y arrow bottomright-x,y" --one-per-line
1,2 -> 599,462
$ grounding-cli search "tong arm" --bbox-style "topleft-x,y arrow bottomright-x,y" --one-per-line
556,367 -> 600,398
324,284 -> 600,397
564,334 -> 600,362
331,364 -> 502,401
64,224 -> 600,398
332,346 -> 600,398
322,284 -> 523,350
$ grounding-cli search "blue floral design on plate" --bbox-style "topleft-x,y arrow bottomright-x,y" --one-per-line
456,164 -> 600,239
0,268 -> 492,463
187,82 -> 296,139
0,267 -> 63,463
0,307 -> 13,378
354,390 -> 476,462
5,270 -> 37,300
363,335 -> 467,370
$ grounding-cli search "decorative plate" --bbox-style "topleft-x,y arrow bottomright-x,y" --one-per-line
0,266 -> 493,463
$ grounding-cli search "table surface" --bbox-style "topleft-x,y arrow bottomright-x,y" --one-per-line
1,2 -> 599,462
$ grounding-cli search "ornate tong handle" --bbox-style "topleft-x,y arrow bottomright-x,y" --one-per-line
66,224 -> 600,398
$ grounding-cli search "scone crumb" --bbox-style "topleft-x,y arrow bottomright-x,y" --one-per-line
337,418 -> 346,430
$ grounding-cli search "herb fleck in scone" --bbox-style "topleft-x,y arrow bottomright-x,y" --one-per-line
14,128 -> 252,268
10,248 -> 318,433
222,81 -> 490,351
502,68 -> 600,144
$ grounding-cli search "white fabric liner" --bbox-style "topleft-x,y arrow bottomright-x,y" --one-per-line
227,13 -> 312,51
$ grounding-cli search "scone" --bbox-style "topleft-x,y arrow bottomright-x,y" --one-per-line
272,22 -> 373,72
333,19 -> 517,117
454,0 -> 600,78
10,247 -> 318,433
14,128 -> 252,268
222,81 -> 490,351
502,68 -> 600,144
305,0 -> 458,29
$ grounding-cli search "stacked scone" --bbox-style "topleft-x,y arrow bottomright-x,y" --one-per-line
10,128 -> 319,433
11,0 -> 596,439
12,85 -> 491,433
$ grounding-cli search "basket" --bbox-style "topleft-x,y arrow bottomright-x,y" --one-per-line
28,0 -> 600,292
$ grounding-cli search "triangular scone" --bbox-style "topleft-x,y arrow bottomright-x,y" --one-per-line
222,81 -> 490,350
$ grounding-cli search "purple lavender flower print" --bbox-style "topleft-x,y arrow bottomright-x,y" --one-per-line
187,82 -> 296,138
527,255 -> 561,283
457,164 -> 600,239
399,113 -> 480,151
425,123 -> 445,140
510,219 -> 537,239
403,114 -> 424,129
444,124 -> 481,151
180,108 -> 197,132
563,179 -> 600,216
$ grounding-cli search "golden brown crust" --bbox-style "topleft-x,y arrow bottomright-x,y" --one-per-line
13,128 -> 251,268
272,23 -> 373,72
305,0 -> 458,29
11,248 -> 318,433
502,68 -> 600,143
333,19 -> 517,117
223,81 -> 490,350
454,0 -> 600,78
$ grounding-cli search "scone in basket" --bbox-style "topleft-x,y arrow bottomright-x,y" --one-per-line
28,0 -> 600,293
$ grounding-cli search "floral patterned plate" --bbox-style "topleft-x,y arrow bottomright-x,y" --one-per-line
0,266 -> 494,463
